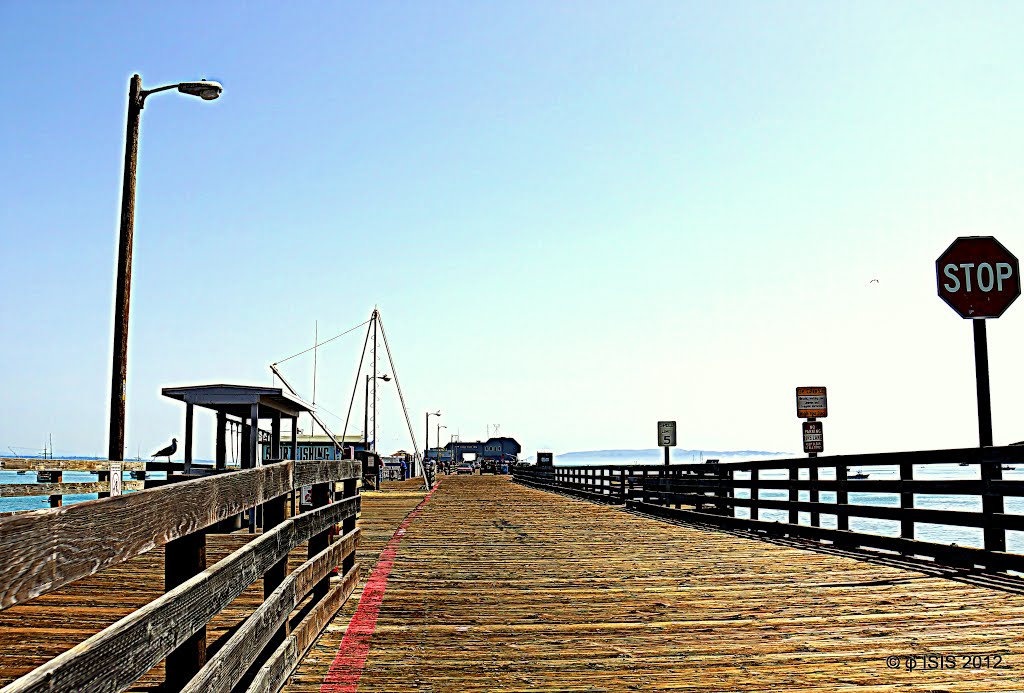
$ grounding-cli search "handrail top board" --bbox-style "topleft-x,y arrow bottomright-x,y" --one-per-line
0,458 -> 146,472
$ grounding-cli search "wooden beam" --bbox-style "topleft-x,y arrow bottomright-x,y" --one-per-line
183,402 -> 194,475
215,411 -> 226,471
165,528 -> 207,692
0,481 -> 144,498
0,458 -> 145,472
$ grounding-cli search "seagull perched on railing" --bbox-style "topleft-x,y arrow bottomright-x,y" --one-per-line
151,438 -> 177,462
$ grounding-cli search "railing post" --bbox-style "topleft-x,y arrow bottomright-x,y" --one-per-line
38,470 -> 62,508
836,464 -> 848,531
165,528 -> 206,692
749,467 -> 758,520
789,465 -> 799,525
342,477 -> 358,574
900,462 -> 914,540
718,466 -> 732,516
808,460 -> 819,527
309,481 -> 332,600
981,459 -> 1006,552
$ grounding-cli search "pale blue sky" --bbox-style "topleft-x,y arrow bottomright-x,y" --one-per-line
3,2 -> 1024,459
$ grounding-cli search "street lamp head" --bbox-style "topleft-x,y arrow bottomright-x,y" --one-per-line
178,80 -> 223,101
381,374 -> 391,382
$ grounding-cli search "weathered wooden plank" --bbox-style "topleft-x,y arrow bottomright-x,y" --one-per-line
0,462 -> 300,610
180,529 -> 360,693
0,482 -> 144,498
247,571 -> 360,693
293,459 -> 360,488
0,496 -> 359,693
0,458 -> 146,472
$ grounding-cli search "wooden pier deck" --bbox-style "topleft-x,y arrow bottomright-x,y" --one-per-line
289,474 -> 1024,693
4,473 -> 1024,691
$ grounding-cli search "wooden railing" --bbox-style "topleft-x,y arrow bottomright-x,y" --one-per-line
513,445 -> 1024,575
0,456 -> 361,693
0,458 -> 147,510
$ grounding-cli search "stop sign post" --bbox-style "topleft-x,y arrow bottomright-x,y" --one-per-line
935,236 -> 1020,452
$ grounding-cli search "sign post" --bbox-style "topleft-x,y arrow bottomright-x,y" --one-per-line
657,421 -> 676,465
936,236 -> 1019,553
795,387 -> 826,527
935,236 -> 1020,447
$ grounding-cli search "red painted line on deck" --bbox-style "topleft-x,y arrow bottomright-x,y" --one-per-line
320,483 -> 439,693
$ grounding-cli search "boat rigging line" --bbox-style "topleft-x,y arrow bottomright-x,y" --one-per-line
271,318 -> 371,367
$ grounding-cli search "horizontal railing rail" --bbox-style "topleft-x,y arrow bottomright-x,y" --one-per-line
513,445 -> 1024,575
0,457 -> 148,508
0,456 -> 361,693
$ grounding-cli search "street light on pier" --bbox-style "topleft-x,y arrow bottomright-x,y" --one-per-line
425,411 -> 440,469
107,74 -> 222,465
437,424 -> 447,467
364,374 -> 391,452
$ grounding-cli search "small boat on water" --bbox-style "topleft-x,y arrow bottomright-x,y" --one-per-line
1001,465 -> 1016,471
847,467 -> 870,480
958,462 -> 970,467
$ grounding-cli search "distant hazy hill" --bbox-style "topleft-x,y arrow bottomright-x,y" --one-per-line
544,448 -> 793,464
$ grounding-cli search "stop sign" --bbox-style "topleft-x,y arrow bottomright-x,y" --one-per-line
936,236 -> 1020,318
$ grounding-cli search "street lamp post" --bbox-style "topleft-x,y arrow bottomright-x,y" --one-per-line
107,74 -> 223,465
364,374 -> 391,452
425,410 -> 440,470
437,424 -> 447,468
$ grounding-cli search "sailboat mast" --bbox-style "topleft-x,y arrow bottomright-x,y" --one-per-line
372,310 -> 378,453
311,321 -> 318,436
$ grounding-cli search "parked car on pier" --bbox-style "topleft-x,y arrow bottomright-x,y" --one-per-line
456,463 -> 474,475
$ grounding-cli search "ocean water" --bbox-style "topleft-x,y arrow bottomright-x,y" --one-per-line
556,455 -> 1024,554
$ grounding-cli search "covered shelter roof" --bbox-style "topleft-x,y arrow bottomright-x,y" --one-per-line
161,384 -> 312,419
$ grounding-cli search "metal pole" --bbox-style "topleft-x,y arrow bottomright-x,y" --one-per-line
372,312 -> 378,453
974,318 -> 993,447
974,318 -> 1005,551
364,375 -> 370,449
663,447 -> 669,465
808,417 -> 818,527
107,74 -> 143,464
425,412 -> 430,470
